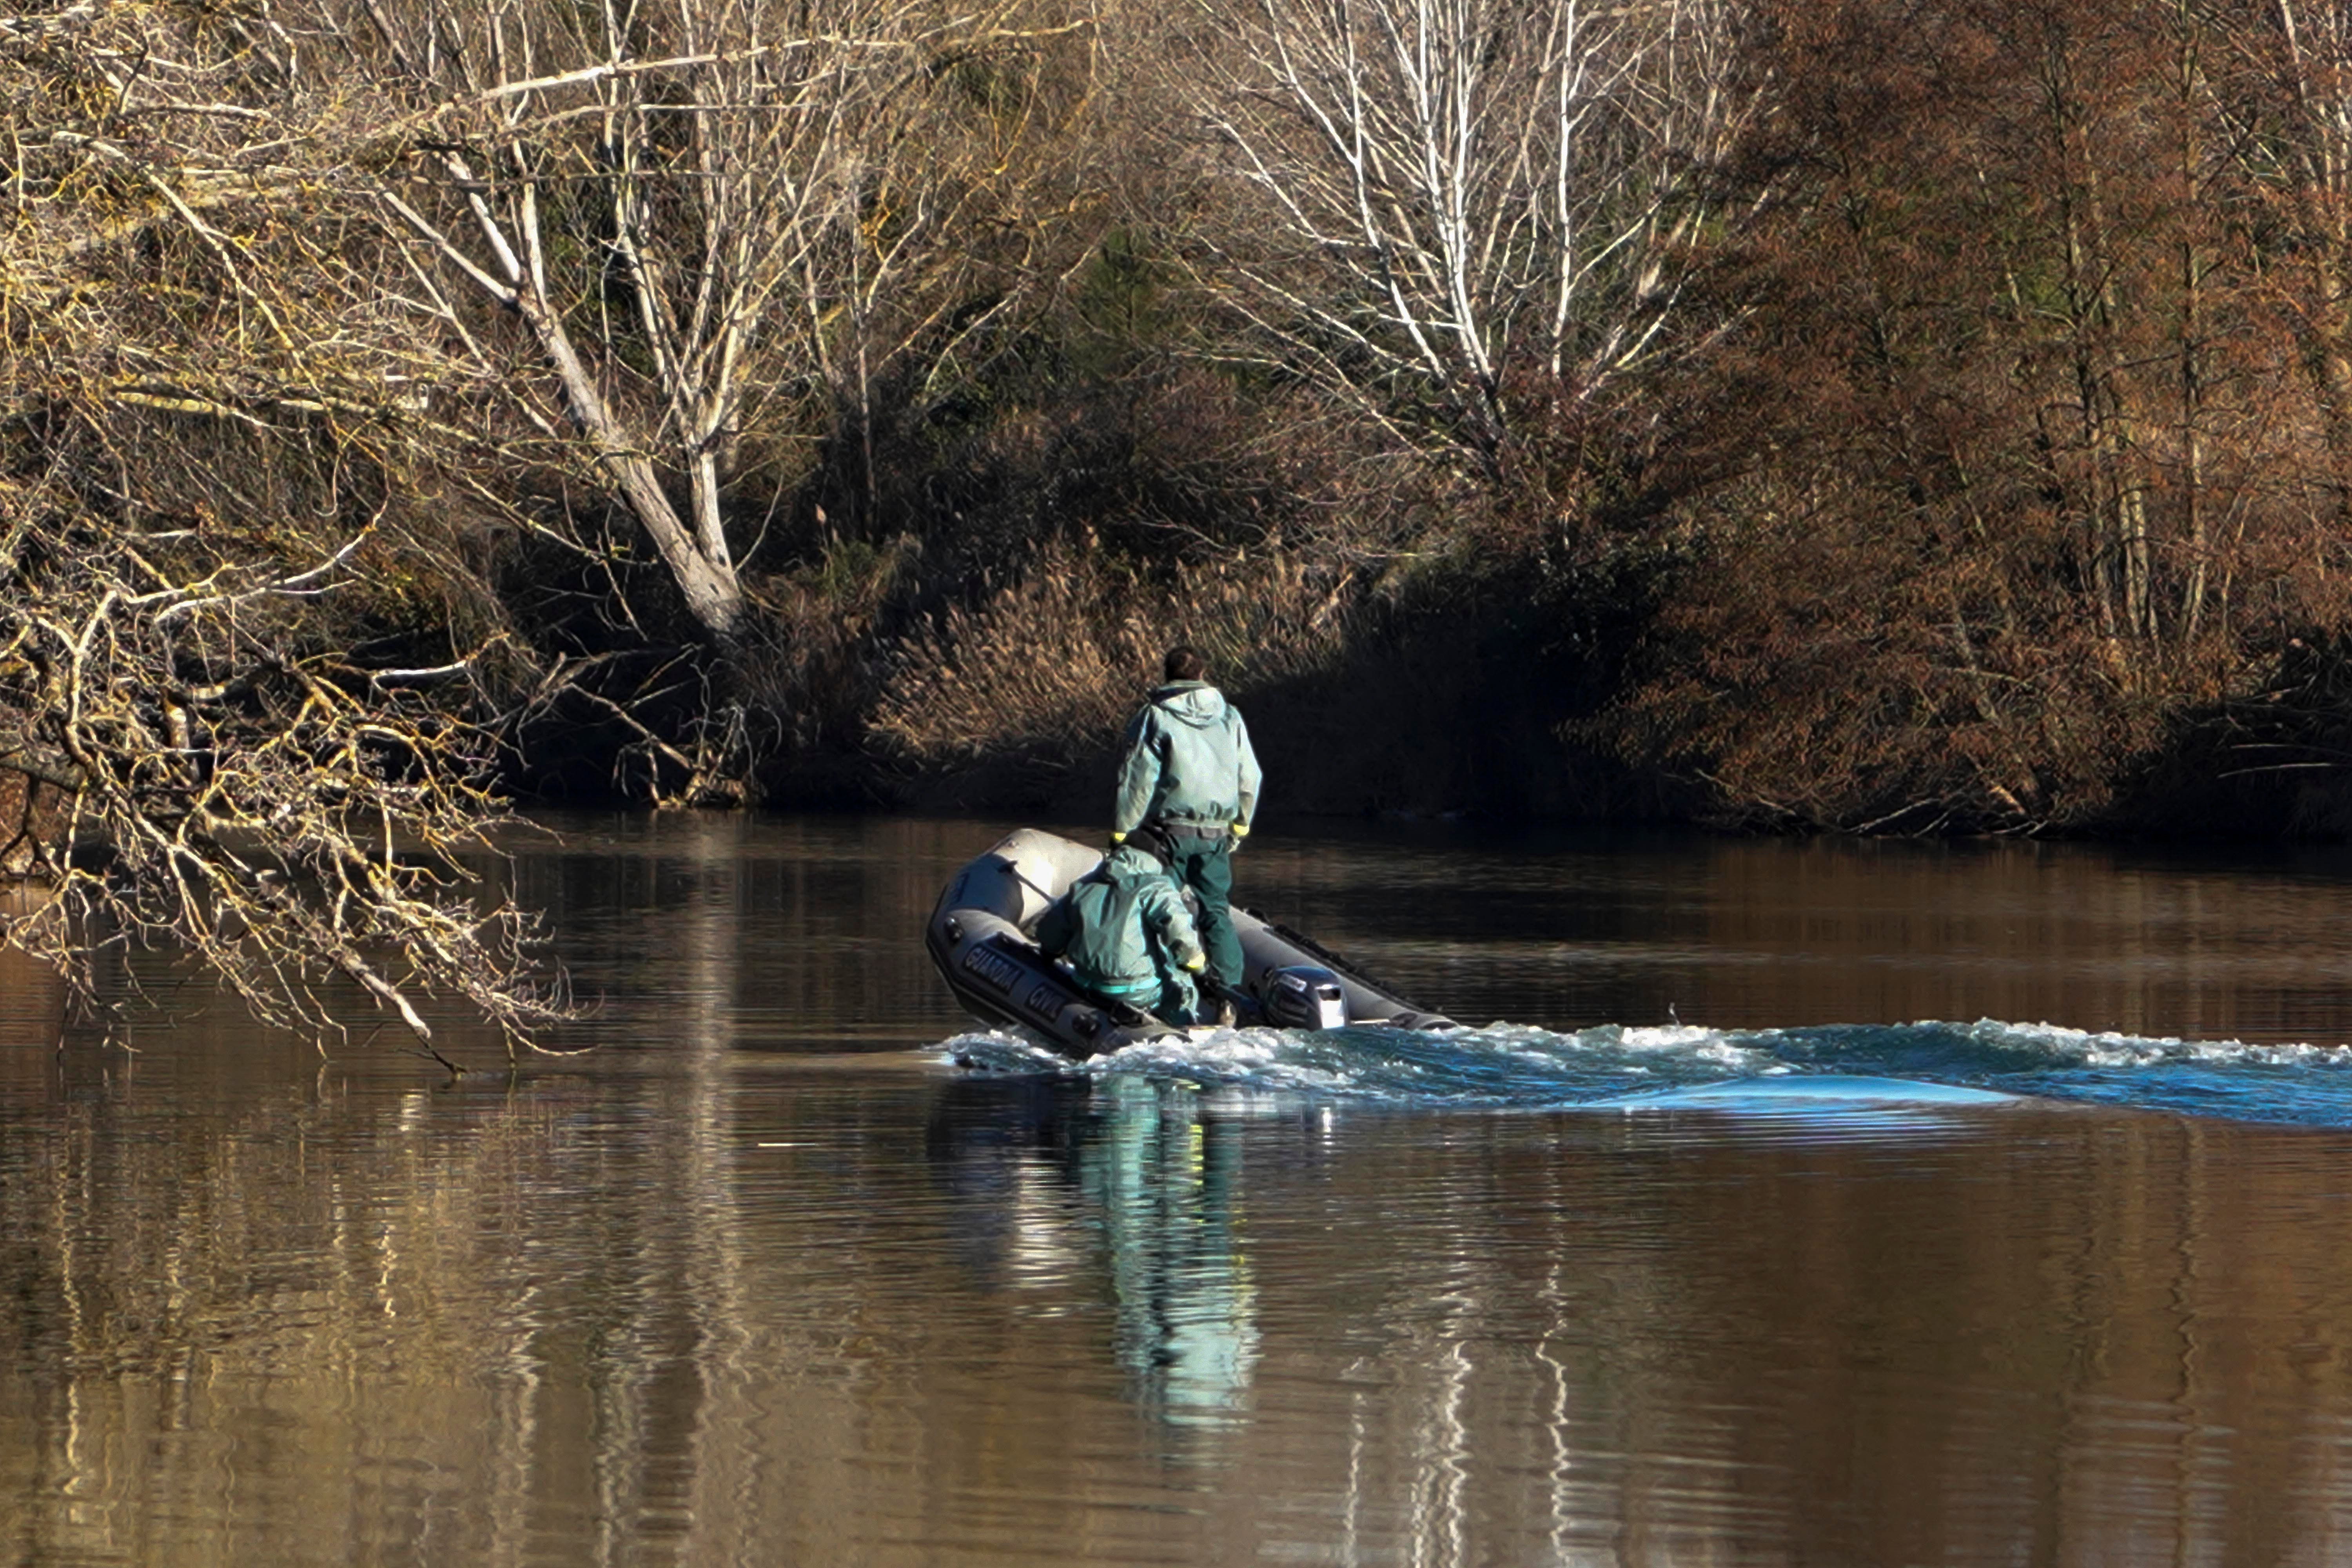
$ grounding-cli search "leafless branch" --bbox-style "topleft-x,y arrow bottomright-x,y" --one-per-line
1189,0 -> 1766,468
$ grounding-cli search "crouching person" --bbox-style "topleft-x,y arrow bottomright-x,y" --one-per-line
1037,837 -> 1209,1025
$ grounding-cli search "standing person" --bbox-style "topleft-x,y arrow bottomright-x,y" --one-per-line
1112,646 -> 1261,1024
1036,837 -> 1209,1025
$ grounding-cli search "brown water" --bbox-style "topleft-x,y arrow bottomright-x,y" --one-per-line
7,815 -> 2352,1565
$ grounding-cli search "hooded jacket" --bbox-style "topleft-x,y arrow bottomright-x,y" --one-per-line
1112,681 -> 1262,837
1035,844 -> 1205,991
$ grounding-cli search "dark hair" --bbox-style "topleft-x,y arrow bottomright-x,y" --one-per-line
1163,646 -> 1208,682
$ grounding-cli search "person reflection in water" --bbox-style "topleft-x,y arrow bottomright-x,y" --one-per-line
1084,1079 -> 1258,1434
925,1076 -> 1259,1439
1035,831 -> 1210,1025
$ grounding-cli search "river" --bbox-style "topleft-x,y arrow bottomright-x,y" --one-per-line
7,814 -> 2352,1564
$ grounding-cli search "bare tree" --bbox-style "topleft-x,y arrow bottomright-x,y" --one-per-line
344,0 -> 1052,649
0,1 -> 575,1058
2219,0 -> 2352,522
7,0 -> 1094,805
1189,0 -> 1763,470
0,0 -> 1113,1046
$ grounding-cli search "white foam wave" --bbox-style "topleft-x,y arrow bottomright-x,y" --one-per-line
1963,1018 -> 2352,1069
940,1015 -> 2352,1124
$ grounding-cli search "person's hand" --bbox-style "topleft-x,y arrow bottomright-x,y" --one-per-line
1110,831 -> 1127,845
1183,954 -> 1206,972
1229,822 -> 1249,851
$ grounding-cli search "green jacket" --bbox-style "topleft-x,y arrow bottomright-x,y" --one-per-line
1036,844 -> 1205,991
1112,681 -> 1261,836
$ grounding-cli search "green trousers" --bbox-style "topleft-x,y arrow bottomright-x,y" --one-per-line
1161,835 -> 1241,992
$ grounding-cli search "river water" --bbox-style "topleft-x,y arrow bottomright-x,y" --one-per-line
8,815 -> 2352,1565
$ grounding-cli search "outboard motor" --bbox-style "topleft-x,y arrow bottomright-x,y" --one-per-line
1259,965 -> 1347,1031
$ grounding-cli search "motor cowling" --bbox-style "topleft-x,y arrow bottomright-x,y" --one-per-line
1260,965 -> 1347,1030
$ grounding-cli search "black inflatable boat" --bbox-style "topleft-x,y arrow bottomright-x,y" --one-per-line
926,828 -> 1456,1058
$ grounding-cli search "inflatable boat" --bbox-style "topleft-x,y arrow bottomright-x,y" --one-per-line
927,828 -> 1456,1058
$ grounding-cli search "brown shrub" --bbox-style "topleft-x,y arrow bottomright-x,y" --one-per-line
867,538 -> 1356,807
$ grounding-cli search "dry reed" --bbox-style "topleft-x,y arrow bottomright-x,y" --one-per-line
869,539 -> 1356,786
